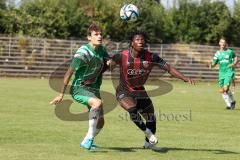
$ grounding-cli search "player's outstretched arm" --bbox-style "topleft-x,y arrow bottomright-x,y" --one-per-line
164,64 -> 195,85
49,67 -> 74,105
208,62 -> 212,69
228,57 -> 238,68
209,54 -> 219,69
208,62 -> 217,69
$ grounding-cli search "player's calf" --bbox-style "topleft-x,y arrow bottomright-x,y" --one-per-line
127,107 -> 147,131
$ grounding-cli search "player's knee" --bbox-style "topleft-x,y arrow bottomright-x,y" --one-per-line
223,86 -> 229,93
89,98 -> 102,108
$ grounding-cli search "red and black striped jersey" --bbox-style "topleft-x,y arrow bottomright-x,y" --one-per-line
112,49 -> 167,92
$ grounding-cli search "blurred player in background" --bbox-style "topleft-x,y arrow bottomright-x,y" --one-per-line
209,37 -> 238,110
50,24 -> 110,150
109,31 -> 195,149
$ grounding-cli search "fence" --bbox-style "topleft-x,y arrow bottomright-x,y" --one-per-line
0,35 -> 240,81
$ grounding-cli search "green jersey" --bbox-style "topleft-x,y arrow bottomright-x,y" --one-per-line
70,43 -> 109,89
212,48 -> 236,78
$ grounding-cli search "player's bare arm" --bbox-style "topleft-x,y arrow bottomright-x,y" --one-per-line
164,64 -> 195,85
228,56 -> 238,68
209,62 -> 217,69
49,67 -> 74,105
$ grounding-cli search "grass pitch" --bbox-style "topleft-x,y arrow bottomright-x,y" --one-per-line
0,78 -> 240,160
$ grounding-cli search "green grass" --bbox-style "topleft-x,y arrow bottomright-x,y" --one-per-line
0,78 -> 240,160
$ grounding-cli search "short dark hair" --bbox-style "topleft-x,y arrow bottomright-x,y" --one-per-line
219,37 -> 226,41
128,30 -> 148,42
87,24 -> 102,36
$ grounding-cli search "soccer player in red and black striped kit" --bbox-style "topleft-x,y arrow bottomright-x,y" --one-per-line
109,31 -> 195,149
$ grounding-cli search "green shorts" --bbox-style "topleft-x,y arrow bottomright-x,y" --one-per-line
70,85 -> 100,106
218,73 -> 235,88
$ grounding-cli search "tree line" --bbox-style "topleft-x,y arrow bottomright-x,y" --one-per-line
0,0 -> 240,46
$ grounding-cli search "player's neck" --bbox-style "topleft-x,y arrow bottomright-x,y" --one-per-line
130,48 -> 140,58
89,42 -> 100,49
220,47 -> 226,51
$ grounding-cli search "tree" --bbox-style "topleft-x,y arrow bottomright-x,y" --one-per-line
0,0 -> 237,45
18,0 -> 69,38
0,0 -> 6,9
60,0 -> 89,38
230,0 -> 240,46
0,0 -> 6,33
171,0 -> 201,43
199,0 -> 231,44
169,0 -> 231,44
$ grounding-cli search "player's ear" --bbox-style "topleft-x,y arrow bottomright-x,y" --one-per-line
131,41 -> 134,47
87,35 -> 91,41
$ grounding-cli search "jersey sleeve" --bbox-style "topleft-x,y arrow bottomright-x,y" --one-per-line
70,47 -> 88,70
212,51 -> 219,65
151,53 -> 167,69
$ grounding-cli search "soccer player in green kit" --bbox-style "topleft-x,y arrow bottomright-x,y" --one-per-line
50,24 -> 110,150
209,38 -> 238,110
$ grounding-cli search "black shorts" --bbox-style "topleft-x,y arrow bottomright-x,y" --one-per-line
116,85 -> 153,112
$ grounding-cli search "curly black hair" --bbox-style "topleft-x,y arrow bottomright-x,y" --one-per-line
128,30 -> 148,42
